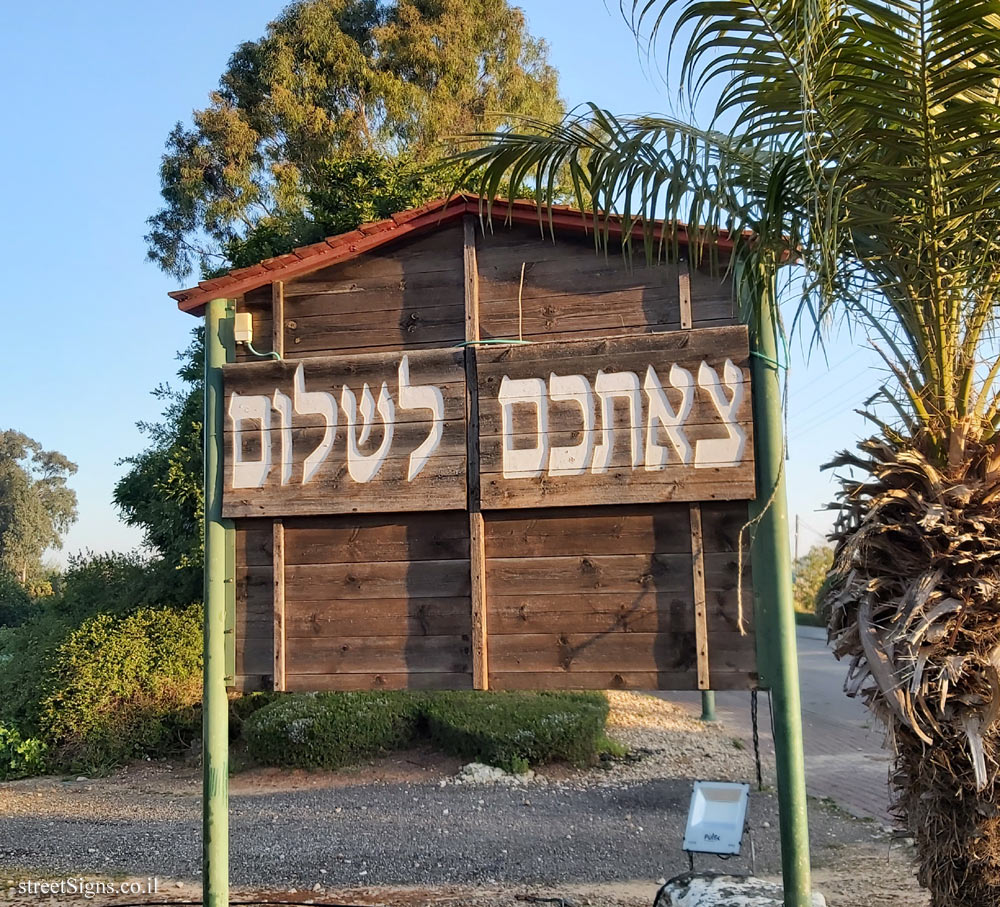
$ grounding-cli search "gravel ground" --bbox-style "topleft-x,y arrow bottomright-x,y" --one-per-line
0,693 -> 924,905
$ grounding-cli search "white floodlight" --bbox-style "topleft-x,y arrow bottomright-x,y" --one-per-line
682,781 -> 751,856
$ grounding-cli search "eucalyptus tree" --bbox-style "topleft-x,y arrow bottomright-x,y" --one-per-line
455,2 -> 1000,903
146,0 -> 562,280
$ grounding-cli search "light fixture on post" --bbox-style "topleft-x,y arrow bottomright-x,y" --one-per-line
683,780 -> 751,860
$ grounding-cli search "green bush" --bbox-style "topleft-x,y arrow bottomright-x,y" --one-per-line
39,603 -> 203,770
0,722 -> 47,780
423,691 -> 609,773
0,611 -> 76,735
54,551 -> 200,621
244,692 -> 423,769
0,572 -> 33,628
229,691 -> 282,740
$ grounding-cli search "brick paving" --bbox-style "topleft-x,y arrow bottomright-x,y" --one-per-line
660,627 -> 894,825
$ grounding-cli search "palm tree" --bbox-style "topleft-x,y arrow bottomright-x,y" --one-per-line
454,2 -> 1000,904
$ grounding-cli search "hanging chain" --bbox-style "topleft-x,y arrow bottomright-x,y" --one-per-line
751,689 -> 763,791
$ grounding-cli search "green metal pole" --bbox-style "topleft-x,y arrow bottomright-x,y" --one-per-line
203,298 -> 232,907
746,264 -> 812,906
699,690 -> 717,722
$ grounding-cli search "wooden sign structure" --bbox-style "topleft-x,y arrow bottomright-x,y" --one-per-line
173,198 -> 760,696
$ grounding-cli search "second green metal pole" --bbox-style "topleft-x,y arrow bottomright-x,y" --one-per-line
204,298 -> 232,907
746,264 -> 812,906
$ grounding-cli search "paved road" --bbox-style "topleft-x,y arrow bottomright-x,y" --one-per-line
663,626 -> 894,824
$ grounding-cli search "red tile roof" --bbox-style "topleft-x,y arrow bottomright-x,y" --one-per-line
169,195 -> 734,316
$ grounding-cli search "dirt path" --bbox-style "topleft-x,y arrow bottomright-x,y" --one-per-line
0,693 -> 924,906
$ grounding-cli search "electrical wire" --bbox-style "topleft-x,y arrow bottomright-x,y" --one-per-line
243,342 -> 281,360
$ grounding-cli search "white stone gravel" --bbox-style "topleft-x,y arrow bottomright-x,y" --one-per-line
658,874 -> 826,906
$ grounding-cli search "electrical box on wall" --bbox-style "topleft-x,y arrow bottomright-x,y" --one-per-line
233,312 -> 253,343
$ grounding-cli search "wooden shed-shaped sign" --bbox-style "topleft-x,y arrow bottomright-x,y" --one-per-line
171,197 -> 758,694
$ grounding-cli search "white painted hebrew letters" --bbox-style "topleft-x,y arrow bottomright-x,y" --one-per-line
644,364 -> 693,470
342,383 -> 396,483
499,376 -> 549,479
695,359 -> 746,468
272,390 -> 293,485
591,370 -> 642,474
547,373 -> 594,476
293,364 -> 337,484
229,393 -> 272,488
398,355 -> 445,480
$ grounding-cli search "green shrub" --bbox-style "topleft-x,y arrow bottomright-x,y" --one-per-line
0,611 -> 75,735
244,692 -> 423,769
229,691 -> 282,740
422,691 -> 609,773
54,551 -> 200,621
0,722 -> 47,780
0,572 -> 33,628
39,603 -> 203,770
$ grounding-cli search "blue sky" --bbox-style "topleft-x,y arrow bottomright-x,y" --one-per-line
0,0 -> 876,562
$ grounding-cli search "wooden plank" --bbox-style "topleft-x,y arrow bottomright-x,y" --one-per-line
484,505 -> 695,557
285,306 -> 465,354
244,558 -> 472,601
235,523 -> 272,678
465,216 -> 481,343
476,325 -> 749,374
487,593 -> 754,637
247,228 -> 467,361
224,457 -> 466,518
486,631 -> 753,674
464,215 -> 489,691
272,281 -> 285,357
285,224 -> 465,283
480,470 -> 756,509
224,346 -> 467,389
222,347 -> 468,517
470,512 -> 488,689
242,597 -> 473,638
287,634 -> 471,675
485,552 -> 689,595
284,269 -> 465,306
483,551 -> 745,596
476,328 -> 755,509
285,672 -> 473,692
272,519 -> 285,691
238,518 -> 470,566
488,593 -> 696,635
679,266 -> 692,330
689,504 -> 710,690
489,671 -> 755,691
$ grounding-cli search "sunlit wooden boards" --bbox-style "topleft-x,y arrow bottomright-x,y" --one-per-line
483,502 -> 755,691
221,347 -> 467,517
223,219 -> 759,693
477,327 -> 755,508
235,513 -> 473,692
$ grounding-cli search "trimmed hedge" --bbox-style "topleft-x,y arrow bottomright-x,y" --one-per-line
242,690 -> 612,774
244,692 -> 423,769
422,691 -> 610,773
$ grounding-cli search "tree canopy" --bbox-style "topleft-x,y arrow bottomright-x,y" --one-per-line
792,544 -> 833,616
0,431 -> 77,584
146,0 -> 562,279
114,332 -> 205,571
